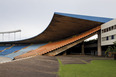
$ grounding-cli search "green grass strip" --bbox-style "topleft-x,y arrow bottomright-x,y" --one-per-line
57,58 -> 63,65
58,59 -> 116,77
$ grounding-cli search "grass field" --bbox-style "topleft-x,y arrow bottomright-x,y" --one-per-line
58,59 -> 116,77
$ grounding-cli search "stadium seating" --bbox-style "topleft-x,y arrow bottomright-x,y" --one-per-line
14,26 -> 101,59
5,44 -> 46,59
0,45 -> 28,56
0,26 -> 100,59
0,46 -> 10,51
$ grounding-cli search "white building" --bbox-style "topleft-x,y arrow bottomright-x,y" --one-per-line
101,19 -> 116,46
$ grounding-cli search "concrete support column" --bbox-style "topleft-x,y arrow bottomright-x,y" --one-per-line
81,41 -> 85,55
97,30 -> 102,56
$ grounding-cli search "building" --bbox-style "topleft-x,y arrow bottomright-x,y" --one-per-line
101,19 -> 116,46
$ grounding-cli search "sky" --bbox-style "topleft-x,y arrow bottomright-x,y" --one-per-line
0,0 -> 116,41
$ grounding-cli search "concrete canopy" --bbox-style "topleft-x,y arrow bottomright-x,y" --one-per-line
0,12 -> 113,44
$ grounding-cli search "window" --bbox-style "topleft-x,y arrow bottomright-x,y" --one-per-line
102,25 -> 116,34
102,30 -> 104,33
104,29 -> 107,32
115,25 -> 116,29
107,28 -> 109,32
102,35 -> 116,41
106,36 -> 109,40
111,26 -> 113,30
109,27 -> 111,31
111,35 -> 114,39
113,25 -> 115,29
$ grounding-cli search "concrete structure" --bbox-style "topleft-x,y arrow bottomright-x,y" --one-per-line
14,26 -> 101,58
98,31 -> 102,56
81,42 -> 85,55
0,12 -> 114,58
101,19 -> 116,46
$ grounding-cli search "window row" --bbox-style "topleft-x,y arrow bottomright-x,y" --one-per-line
102,34 -> 116,41
102,25 -> 116,33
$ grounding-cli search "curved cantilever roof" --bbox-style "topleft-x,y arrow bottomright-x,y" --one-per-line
1,12 -> 113,44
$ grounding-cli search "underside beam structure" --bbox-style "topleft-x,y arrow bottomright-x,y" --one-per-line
45,31 -> 97,56
14,26 -> 101,59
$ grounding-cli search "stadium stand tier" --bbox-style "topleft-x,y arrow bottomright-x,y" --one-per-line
0,46 -> 10,52
0,12 -> 113,59
5,44 -> 46,59
15,26 -> 100,59
0,45 -> 28,56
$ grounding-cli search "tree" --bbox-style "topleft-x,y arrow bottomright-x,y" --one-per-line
105,41 -> 116,57
105,46 -> 113,57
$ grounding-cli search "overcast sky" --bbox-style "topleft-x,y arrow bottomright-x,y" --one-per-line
0,0 -> 116,41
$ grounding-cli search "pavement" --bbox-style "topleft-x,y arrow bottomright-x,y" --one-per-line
0,56 -> 59,77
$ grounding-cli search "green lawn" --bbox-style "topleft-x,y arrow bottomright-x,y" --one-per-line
58,59 -> 116,77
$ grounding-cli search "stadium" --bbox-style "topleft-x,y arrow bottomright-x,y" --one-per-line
0,12 -> 116,77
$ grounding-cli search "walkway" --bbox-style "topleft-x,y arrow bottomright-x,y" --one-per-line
0,56 -> 59,77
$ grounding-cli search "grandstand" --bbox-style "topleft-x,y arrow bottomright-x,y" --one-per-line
15,26 -> 100,59
0,12 -> 113,62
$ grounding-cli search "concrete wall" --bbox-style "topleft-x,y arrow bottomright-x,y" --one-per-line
101,19 -> 116,46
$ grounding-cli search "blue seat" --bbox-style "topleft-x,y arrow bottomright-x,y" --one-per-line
0,46 -> 10,51
0,45 -> 28,56
5,44 -> 46,59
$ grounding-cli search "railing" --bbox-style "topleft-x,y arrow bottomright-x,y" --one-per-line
0,30 -> 21,41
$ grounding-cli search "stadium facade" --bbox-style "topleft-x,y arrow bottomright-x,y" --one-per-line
0,12 -> 114,60
101,19 -> 116,46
